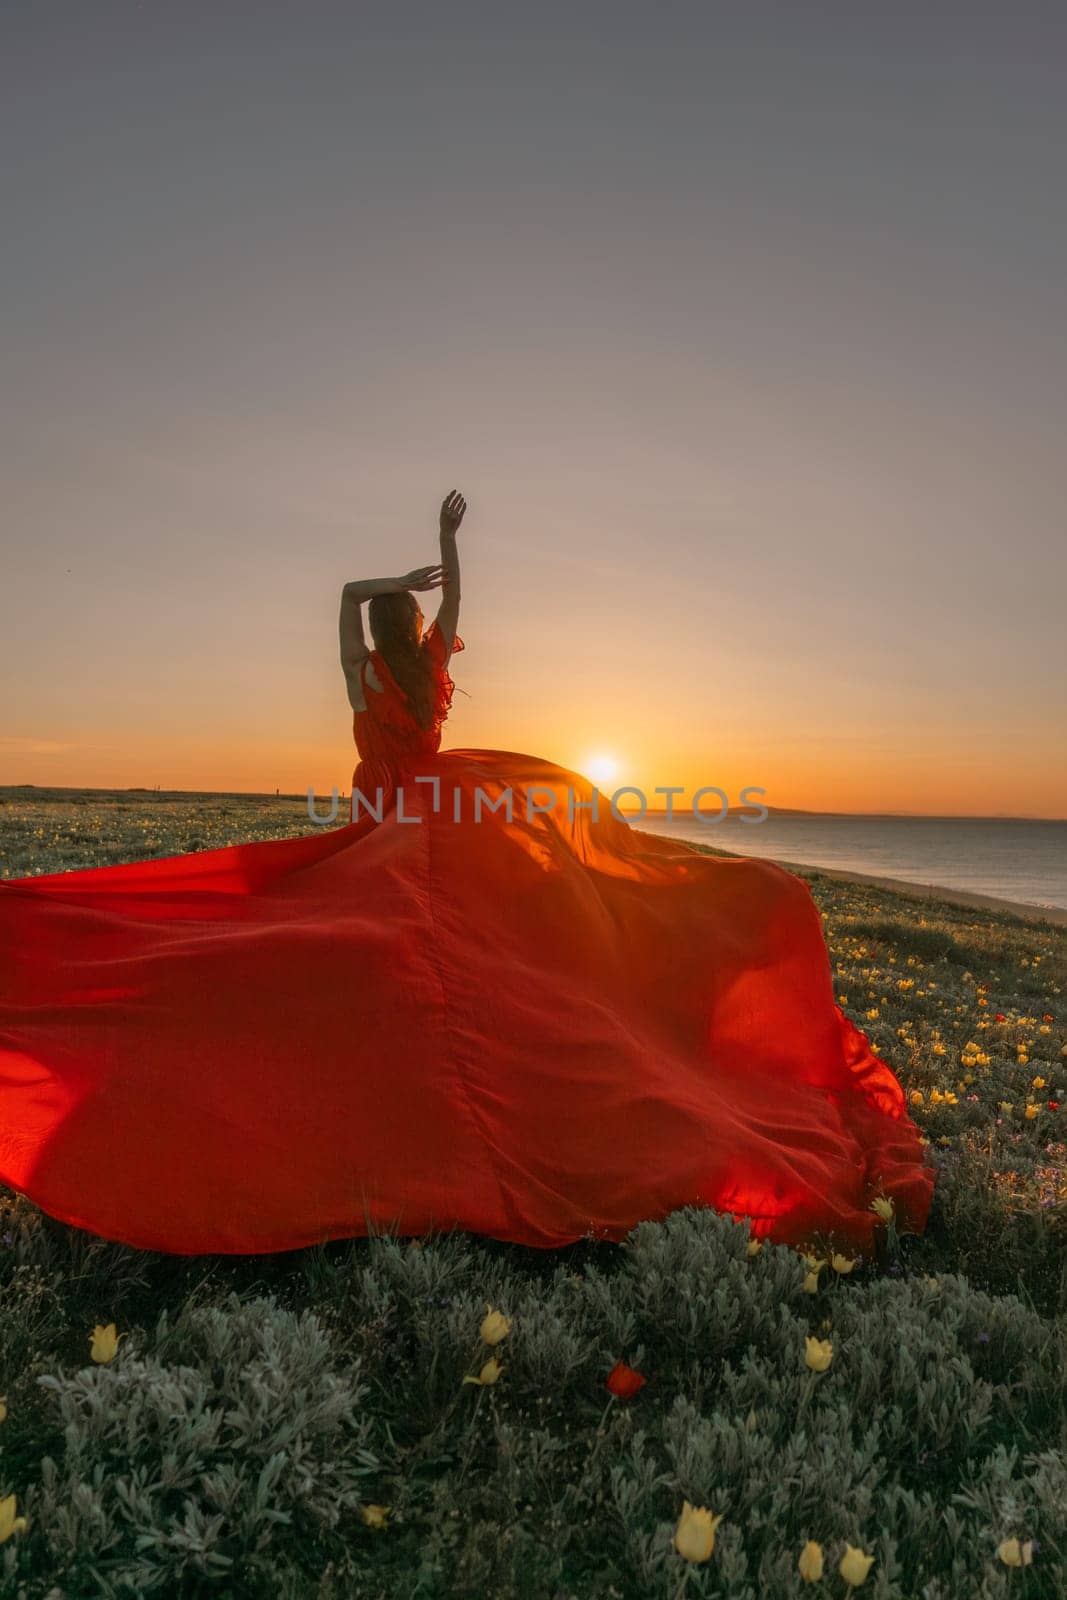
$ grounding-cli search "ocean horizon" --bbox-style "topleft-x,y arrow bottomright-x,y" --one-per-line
636,812 -> 1067,913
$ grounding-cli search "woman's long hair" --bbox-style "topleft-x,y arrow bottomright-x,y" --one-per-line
368,591 -> 435,728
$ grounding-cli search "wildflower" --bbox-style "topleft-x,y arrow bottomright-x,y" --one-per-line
798,1541 -> 824,1583
89,1324 -> 123,1363
479,1305 -> 512,1346
605,1360 -> 647,1400
462,1357 -> 504,1386
805,1336 -> 833,1372
831,1253 -> 856,1274
360,1504 -> 390,1530
839,1544 -> 874,1586
0,1496 -> 27,1543
673,1501 -> 723,1563
870,1196 -> 894,1223
996,1536 -> 1033,1567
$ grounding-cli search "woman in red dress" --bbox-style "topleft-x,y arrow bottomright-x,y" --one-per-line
0,491 -> 933,1256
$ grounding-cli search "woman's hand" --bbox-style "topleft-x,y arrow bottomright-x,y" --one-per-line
397,565 -> 445,592
440,489 -> 467,537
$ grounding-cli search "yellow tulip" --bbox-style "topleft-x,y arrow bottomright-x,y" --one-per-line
0,1398 -> 7,1423
909,1089 -> 924,1105
999,1102 -> 1014,1115
673,1501 -> 723,1563
870,1197 -> 894,1223
462,1357 -> 504,1387
996,1536 -> 1033,1567
1025,1103 -> 1039,1120
746,1237 -> 762,1257
0,1496 -> 27,1544
479,1305 -> 512,1346
803,1270 -> 821,1295
839,1543 -> 874,1586
744,1408 -> 758,1433
89,1324 -> 123,1363
798,1540 -> 824,1582
831,1254 -> 856,1275
360,1503 -> 390,1530
805,1337 -> 833,1373
1032,1076 -> 1047,1090
801,1252 -> 826,1270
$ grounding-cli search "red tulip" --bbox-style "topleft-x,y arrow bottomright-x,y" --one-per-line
605,1359 -> 647,1399
1049,1101 -> 1059,1111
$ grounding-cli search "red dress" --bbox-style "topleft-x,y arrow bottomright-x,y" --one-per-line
0,620 -> 933,1255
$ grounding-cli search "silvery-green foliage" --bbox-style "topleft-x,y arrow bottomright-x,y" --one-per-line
22,1295 -> 379,1596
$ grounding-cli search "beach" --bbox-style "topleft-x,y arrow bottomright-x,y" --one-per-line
680,847 -> 1067,929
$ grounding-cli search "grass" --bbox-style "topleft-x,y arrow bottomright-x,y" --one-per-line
0,790 -> 1064,1597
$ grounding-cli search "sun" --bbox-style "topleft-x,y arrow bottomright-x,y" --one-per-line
584,752 -> 621,788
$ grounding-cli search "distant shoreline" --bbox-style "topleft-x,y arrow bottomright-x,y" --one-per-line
666,843 -> 1067,929
1,786 -> 1064,826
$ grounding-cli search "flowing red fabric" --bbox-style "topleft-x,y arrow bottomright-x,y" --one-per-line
0,621 -> 933,1256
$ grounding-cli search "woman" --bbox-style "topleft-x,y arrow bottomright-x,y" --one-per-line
0,491 -> 933,1256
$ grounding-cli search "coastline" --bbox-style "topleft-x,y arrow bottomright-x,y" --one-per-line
640,836 -> 1067,928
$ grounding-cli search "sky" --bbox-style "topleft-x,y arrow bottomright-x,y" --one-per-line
3,3 -> 1066,817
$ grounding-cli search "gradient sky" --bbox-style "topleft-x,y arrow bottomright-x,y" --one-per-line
3,3 -> 1066,816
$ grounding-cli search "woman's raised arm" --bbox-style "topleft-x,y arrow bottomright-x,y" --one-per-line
434,489 -> 466,658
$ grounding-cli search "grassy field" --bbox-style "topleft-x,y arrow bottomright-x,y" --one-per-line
0,791 -> 1064,1598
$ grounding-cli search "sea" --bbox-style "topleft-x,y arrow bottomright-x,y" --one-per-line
633,813 -> 1067,914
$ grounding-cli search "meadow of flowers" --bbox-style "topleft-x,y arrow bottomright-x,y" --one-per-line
0,790 -> 1064,1598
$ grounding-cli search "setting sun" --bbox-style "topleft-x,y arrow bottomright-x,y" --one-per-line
584,752 -> 621,788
